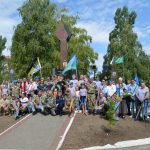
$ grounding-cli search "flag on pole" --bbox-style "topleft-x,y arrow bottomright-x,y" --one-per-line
115,56 -> 124,64
134,74 -> 139,85
62,55 -> 77,75
110,57 -> 114,65
28,57 -> 42,77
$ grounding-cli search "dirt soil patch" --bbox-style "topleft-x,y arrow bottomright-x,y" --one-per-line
0,115 -> 24,134
60,114 -> 150,150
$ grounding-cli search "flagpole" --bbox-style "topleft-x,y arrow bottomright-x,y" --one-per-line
123,62 -> 125,80
76,66 -> 78,80
37,57 -> 42,77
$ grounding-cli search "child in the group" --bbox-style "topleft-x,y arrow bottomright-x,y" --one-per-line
79,84 -> 87,115
74,87 -> 80,111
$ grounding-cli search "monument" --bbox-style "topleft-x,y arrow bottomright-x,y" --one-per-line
55,23 -> 72,69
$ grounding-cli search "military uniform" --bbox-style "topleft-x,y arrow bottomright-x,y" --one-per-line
0,97 -> 11,115
11,85 -> 20,98
63,95 -> 74,113
34,95 -> 46,113
45,95 -> 56,116
87,82 -> 96,112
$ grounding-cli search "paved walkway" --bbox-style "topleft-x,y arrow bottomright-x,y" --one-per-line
112,145 -> 150,150
0,114 -> 67,150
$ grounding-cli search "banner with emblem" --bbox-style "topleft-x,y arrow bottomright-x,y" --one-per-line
27,57 -> 42,77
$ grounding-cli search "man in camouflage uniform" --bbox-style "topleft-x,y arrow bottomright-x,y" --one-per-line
0,95 -> 11,115
45,91 -> 56,116
87,80 -> 97,114
63,89 -> 74,117
33,91 -> 46,114
11,82 -> 20,98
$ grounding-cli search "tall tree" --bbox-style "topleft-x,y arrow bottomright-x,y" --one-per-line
11,0 -> 58,78
103,6 -> 150,83
0,35 -> 7,82
11,0 -> 98,78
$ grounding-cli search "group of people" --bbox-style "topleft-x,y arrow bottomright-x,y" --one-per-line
0,74 -> 149,121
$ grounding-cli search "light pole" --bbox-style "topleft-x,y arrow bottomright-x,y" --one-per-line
10,69 -> 14,82
91,64 -> 97,79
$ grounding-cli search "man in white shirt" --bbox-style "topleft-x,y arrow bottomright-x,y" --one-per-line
106,80 -> 116,97
20,93 -> 35,114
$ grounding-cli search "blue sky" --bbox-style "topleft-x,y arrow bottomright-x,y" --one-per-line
0,0 -> 150,71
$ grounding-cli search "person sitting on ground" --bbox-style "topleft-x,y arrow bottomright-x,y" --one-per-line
12,95 -> 21,120
94,92 -> 108,116
79,84 -> 88,115
56,90 -> 65,116
20,93 -> 35,115
33,91 -> 45,114
9,95 -> 16,116
20,93 -> 29,115
0,94 -> 10,115
53,88 -> 58,98
63,89 -> 74,117
45,90 -> 56,116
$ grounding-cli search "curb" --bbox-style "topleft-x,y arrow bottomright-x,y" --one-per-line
80,137 -> 150,150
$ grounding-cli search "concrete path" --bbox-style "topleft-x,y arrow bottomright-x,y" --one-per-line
0,114 -> 67,150
112,145 -> 150,150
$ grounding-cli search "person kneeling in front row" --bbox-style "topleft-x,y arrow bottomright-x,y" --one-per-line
94,92 -> 108,116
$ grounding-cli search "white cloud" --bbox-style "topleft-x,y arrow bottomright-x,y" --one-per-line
0,0 -> 25,56
77,21 -> 113,44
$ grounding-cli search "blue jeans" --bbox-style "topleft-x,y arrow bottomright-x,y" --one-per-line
15,109 -> 19,117
131,100 -> 136,116
27,103 -> 35,113
143,99 -> 148,118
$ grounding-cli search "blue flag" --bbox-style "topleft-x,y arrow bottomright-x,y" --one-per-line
62,55 -> 77,75
134,74 -> 139,85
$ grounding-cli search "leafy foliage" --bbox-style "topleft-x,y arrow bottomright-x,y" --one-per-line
103,7 -> 150,84
0,35 -> 7,82
106,99 -> 116,129
11,0 -> 98,78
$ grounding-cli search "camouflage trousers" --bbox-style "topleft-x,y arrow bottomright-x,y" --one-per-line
87,93 -> 96,110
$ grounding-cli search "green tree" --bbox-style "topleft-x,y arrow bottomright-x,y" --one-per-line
11,0 -> 98,78
11,0 -> 58,78
0,35 -> 7,82
103,6 -> 150,83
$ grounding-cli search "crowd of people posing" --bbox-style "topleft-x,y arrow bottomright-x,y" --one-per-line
0,74 -> 149,121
